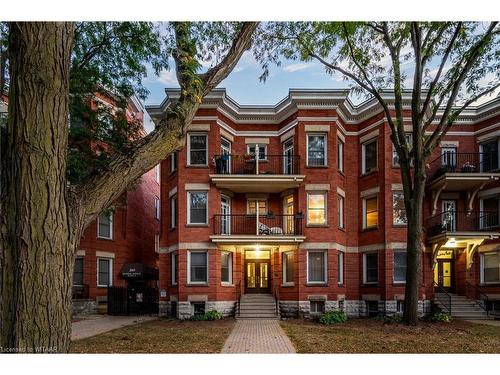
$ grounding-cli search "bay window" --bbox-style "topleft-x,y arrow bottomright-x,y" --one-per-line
393,251 -> 407,283
307,134 -> 327,166
363,196 -> 378,229
188,251 -> 208,284
188,191 -> 208,225
481,252 -> 500,284
307,250 -> 327,284
221,251 -> 232,285
393,192 -> 407,225
283,251 -> 295,284
363,252 -> 378,284
188,134 -> 208,165
362,138 -> 377,174
307,192 -> 327,225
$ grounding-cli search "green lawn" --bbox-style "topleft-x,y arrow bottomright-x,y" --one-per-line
281,318 -> 500,353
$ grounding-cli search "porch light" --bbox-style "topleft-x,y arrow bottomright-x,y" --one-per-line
445,238 -> 457,247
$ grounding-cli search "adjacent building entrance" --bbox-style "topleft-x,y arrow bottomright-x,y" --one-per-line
434,250 -> 455,292
244,249 -> 271,293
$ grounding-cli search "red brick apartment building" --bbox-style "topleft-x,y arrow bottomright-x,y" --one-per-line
147,88 -> 500,320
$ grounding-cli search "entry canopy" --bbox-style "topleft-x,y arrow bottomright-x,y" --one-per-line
121,263 -> 159,280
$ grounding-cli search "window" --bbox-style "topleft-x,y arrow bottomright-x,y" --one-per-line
247,144 -> 267,160
155,164 -> 161,183
338,251 -> 344,285
307,251 -> 327,284
393,192 -> 407,225
188,251 -> 208,284
188,134 -> 208,165
338,138 -> 344,172
221,251 -> 232,284
392,134 -> 412,166
396,300 -> 405,314
480,197 -> 499,229
307,192 -> 327,225
393,251 -> 407,283
97,212 -> 113,239
97,258 -> 112,287
170,195 -> 177,228
283,251 -> 295,284
171,252 -> 178,285
192,302 -> 206,316
171,152 -> 177,172
154,234 -> 160,253
338,195 -> 344,229
362,139 -> 377,174
441,146 -> 457,168
307,134 -> 327,166
366,301 -> 379,317
247,199 -> 267,215
310,300 -> 325,314
73,257 -> 84,285
188,191 -> 208,225
363,252 -> 378,284
480,140 -> 498,172
154,197 -> 160,220
363,196 -> 378,229
481,252 -> 500,284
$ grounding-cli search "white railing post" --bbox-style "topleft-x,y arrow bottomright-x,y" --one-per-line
256,208 -> 259,235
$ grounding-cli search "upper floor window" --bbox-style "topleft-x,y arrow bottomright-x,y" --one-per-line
97,212 -> 113,239
188,134 -> 208,166
221,251 -> 232,285
247,199 -> 267,215
307,250 -> 327,284
187,191 -> 208,225
283,251 -> 295,284
338,195 -> 345,229
170,195 -> 177,228
362,138 -> 377,174
393,250 -> 407,283
154,234 -> 160,253
73,257 -> 84,286
247,144 -> 267,160
337,138 -> 344,172
363,252 -> 378,284
97,258 -> 113,287
392,134 -> 412,166
307,192 -> 327,226
480,140 -> 499,172
338,251 -> 344,285
171,252 -> 178,285
171,152 -> 177,172
363,196 -> 378,229
307,134 -> 327,166
441,146 -> 457,168
481,252 -> 500,284
154,197 -> 160,220
393,192 -> 407,225
188,250 -> 208,284
155,164 -> 161,183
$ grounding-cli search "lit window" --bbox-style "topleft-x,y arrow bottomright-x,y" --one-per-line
97,258 -> 113,287
362,139 -> 377,174
283,251 -> 295,284
221,251 -> 232,284
188,191 -> 208,225
307,193 -> 327,225
188,251 -> 208,284
307,134 -> 327,166
393,251 -> 407,283
363,196 -> 378,229
393,192 -> 407,225
188,134 -> 208,165
307,251 -> 327,283
247,199 -> 267,215
97,212 -> 113,239
363,252 -> 378,284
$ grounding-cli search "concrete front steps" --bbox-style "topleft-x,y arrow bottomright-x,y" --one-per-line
237,294 -> 279,319
435,292 -> 490,320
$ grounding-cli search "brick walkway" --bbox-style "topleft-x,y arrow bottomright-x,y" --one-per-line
221,319 -> 296,353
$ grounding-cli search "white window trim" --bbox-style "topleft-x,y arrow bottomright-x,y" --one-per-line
337,138 -> 344,173
187,250 -> 209,285
362,195 -> 378,229
282,251 -> 295,286
307,191 -> 328,226
363,252 -> 378,285
338,251 -> 344,285
338,194 -> 344,229
170,194 -> 177,229
246,198 -> 268,215
480,252 -> 500,284
306,250 -> 328,284
96,257 -> 113,287
97,213 -> 113,240
361,138 -> 378,174
187,133 -> 208,166
392,192 -> 407,226
221,251 -> 233,286
155,164 -> 161,184
393,250 -> 407,284
246,143 -> 267,160
154,197 -> 161,220
171,252 -> 178,285
306,133 -> 327,167
187,191 -> 208,225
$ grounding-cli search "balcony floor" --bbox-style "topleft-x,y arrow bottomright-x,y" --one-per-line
209,174 -> 305,193
427,172 -> 500,191
210,234 -> 306,244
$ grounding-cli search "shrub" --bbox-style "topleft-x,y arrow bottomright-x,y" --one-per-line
204,310 -> 222,321
431,312 -> 452,323
318,311 -> 347,325
382,314 -> 403,324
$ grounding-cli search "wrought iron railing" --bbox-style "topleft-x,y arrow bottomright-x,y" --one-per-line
466,281 -> 490,317
213,213 -> 303,236
433,281 -> 452,314
72,284 -> 89,299
426,210 -> 499,237
212,154 -> 301,175
427,151 -> 499,180
0,112 -> 7,127
235,280 -> 242,317
273,281 -> 280,317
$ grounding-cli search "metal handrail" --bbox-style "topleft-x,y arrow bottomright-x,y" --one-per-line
273,281 -> 279,316
235,280 -> 242,317
427,151 -> 499,180
433,281 -> 452,314
212,154 -> 301,175
466,281 -> 490,316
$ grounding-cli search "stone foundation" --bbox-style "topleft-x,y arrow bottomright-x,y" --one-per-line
72,299 -> 97,316
161,300 -> 236,319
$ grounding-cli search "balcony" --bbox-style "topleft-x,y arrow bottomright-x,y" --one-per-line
210,213 -> 305,243
210,154 -> 305,193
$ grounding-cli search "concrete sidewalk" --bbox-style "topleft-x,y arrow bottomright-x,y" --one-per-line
71,315 -> 156,341
222,319 -> 295,353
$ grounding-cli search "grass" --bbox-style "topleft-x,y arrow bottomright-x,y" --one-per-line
70,318 -> 235,354
281,318 -> 500,353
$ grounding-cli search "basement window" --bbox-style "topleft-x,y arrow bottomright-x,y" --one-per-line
310,300 -> 325,315
192,302 -> 206,316
366,301 -> 379,317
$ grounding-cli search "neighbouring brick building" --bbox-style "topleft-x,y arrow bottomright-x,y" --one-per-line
147,88 -> 500,320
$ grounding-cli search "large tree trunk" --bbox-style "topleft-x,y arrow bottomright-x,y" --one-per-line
0,22 -> 75,353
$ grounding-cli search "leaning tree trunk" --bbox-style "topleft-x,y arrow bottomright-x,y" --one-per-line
0,22 -> 75,353
403,161 -> 426,325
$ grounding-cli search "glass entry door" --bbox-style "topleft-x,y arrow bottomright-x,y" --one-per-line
245,260 -> 270,293
283,139 -> 294,174
434,260 -> 454,292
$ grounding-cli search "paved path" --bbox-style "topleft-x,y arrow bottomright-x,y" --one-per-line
71,315 -> 156,341
221,319 -> 295,353
466,319 -> 500,327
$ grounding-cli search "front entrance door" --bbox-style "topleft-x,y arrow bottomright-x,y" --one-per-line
245,259 -> 270,293
434,260 -> 455,292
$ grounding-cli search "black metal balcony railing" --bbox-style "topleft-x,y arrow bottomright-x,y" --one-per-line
426,210 -> 499,237
213,213 -> 303,236
72,284 -> 89,300
428,152 -> 499,180
212,154 -> 301,175
0,112 -> 7,127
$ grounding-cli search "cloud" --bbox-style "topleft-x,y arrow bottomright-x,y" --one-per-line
158,70 -> 178,86
283,62 -> 311,73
